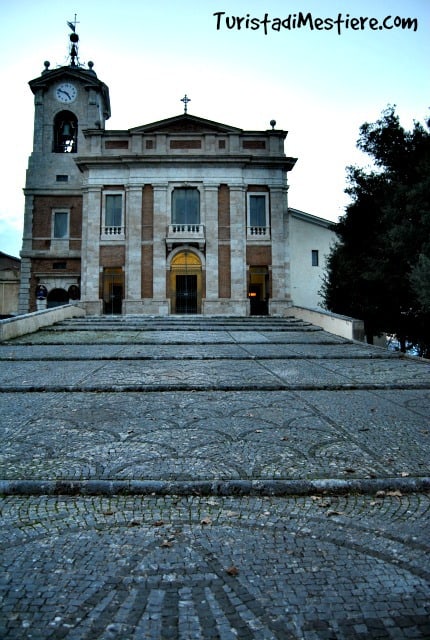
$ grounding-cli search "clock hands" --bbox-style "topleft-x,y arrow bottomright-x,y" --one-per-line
58,88 -> 72,100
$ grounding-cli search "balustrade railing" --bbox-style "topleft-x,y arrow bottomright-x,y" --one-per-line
168,224 -> 204,235
247,226 -> 270,237
101,226 -> 125,237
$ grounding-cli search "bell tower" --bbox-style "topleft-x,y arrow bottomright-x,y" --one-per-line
18,21 -> 111,314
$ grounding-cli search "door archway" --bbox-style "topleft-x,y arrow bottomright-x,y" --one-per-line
169,250 -> 203,314
47,288 -> 69,308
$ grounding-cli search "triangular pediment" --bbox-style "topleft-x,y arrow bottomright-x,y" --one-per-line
130,113 -> 242,135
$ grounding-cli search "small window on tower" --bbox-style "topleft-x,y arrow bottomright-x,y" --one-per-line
53,211 -> 69,238
53,110 -> 78,153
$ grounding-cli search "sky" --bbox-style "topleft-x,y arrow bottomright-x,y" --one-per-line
1,0 -> 429,258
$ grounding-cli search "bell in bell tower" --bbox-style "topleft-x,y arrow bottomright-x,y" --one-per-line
18,19 -> 111,314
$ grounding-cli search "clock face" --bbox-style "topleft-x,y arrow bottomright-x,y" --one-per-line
55,83 -> 77,104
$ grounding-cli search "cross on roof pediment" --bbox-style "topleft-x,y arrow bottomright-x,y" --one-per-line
130,113 -> 242,135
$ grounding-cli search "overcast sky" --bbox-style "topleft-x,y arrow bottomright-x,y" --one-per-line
1,0 -> 429,257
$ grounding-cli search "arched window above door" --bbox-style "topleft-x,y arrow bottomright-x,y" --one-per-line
53,110 -> 78,153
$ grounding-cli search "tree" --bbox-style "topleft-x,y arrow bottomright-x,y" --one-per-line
322,106 -> 430,356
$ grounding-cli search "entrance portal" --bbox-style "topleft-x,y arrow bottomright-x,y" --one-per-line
103,268 -> 124,314
176,275 -> 197,314
248,266 -> 269,315
170,251 -> 202,314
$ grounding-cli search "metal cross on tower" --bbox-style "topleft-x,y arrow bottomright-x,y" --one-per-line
181,94 -> 191,114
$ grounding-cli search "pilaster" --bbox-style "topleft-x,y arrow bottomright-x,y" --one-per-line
17,194 -> 35,313
270,186 -> 287,299
81,186 -> 102,304
125,185 -> 142,300
229,184 -> 247,304
203,185 -> 219,299
152,183 -> 168,301
269,185 -> 292,316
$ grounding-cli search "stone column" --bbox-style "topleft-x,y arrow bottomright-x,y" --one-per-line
81,186 -> 102,314
125,185 -> 142,307
203,185 -> 219,300
269,185 -> 291,315
151,183 -> 169,313
229,184 -> 248,314
17,194 -> 34,314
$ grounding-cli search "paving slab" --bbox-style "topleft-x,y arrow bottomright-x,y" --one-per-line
1,388 -> 429,483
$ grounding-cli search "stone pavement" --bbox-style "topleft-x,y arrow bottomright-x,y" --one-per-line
1,315 -> 429,639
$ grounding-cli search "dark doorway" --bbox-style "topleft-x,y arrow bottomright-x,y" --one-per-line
248,266 -> 269,315
47,288 -> 69,308
103,268 -> 124,314
176,275 -> 197,314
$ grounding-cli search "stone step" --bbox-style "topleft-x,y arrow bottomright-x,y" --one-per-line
50,315 -> 321,333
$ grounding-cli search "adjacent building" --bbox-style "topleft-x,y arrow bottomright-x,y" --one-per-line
0,252 -> 21,317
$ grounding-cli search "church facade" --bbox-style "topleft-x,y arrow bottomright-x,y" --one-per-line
18,29 -> 336,316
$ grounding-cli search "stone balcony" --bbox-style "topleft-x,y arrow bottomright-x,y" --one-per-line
100,226 -> 125,241
166,224 -> 205,250
247,226 -> 271,240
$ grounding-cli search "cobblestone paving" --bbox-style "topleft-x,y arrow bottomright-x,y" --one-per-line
1,389 -> 429,482
1,494 -> 429,639
1,315 -> 430,638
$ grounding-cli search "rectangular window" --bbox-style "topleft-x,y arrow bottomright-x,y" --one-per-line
103,193 -> 124,236
53,211 -> 69,238
247,193 -> 269,237
311,250 -> 319,266
172,188 -> 200,225
249,196 -> 266,227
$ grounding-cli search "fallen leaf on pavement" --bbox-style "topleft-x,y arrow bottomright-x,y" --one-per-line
160,540 -> 173,548
128,520 -> 141,527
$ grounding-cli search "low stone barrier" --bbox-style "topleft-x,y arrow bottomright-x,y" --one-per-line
0,304 -> 86,342
290,306 -> 365,342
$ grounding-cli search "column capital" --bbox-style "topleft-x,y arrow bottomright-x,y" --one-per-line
82,185 -> 102,194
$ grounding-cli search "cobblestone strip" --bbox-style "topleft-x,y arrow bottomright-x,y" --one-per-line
1,495 -> 429,639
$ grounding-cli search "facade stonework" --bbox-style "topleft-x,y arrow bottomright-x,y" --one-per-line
19,46 -> 336,316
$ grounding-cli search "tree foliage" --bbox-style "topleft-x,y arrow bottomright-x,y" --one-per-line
322,106 -> 430,356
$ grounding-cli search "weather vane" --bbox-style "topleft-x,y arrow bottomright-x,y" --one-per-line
67,15 -> 81,67
181,94 -> 191,114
